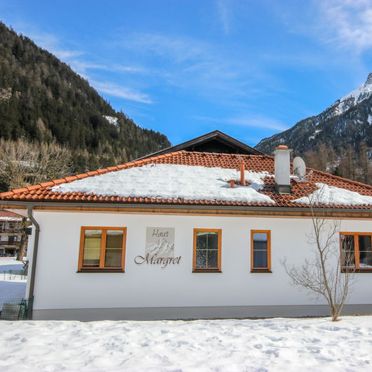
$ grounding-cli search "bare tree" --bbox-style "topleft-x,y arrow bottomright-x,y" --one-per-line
0,139 -> 72,191
16,217 -> 29,262
283,188 -> 355,321
0,139 -> 72,259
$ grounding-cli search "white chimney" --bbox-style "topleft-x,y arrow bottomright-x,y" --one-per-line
274,145 -> 292,194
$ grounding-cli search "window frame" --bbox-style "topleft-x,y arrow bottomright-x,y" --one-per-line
340,232 -> 372,272
193,228 -> 222,273
251,230 -> 271,273
78,226 -> 127,272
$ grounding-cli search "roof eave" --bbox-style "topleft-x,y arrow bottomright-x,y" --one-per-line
1,200 -> 372,218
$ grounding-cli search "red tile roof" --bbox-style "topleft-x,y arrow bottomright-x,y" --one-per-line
0,209 -> 23,220
1,150 -> 372,210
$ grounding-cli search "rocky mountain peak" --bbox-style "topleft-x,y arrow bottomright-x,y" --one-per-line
365,72 -> 372,86
256,73 -> 372,160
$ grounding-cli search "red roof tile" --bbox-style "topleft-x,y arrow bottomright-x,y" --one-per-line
0,209 -> 23,219
1,150 -> 372,210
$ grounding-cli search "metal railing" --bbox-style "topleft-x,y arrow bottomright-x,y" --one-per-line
0,241 -> 20,246
0,267 -> 29,320
0,227 -> 22,234
3,269 -> 27,281
0,298 -> 30,320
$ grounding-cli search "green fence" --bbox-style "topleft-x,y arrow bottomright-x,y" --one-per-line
1,267 -> 29,320
0,298 -> 31,320
2,269 -> 27,281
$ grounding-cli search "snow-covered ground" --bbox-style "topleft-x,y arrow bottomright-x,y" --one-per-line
0,258 -> 26,310
0,257 -> 23,272
0,316 -> 372,371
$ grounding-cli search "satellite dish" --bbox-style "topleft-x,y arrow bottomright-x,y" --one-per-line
293,157 -> 306,180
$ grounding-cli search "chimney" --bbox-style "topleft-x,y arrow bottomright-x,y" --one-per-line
274,145 -> 292,194
240,160 -> 245,186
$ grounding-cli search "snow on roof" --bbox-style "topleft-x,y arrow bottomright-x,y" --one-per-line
2,150 -> 372,210
52,164 -> 275,204
294,183 -> 372,206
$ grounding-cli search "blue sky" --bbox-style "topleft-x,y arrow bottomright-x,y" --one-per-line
1,0 -> 372,146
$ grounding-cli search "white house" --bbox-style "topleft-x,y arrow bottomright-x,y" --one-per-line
0,210 -> 23,257
1,131 -> 372,320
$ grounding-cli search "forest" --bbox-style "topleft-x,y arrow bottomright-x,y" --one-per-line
0,22 -> 170,191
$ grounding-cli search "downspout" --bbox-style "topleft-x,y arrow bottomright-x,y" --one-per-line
27,206 -> 40,319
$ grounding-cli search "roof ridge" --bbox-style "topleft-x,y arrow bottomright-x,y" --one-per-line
181,150 -> 272,159
0,209 -> 23,218
136,130 -> 263,160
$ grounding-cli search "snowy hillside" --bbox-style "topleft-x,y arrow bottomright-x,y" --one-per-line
256,73 -> 372,157
325,73 -> 372,121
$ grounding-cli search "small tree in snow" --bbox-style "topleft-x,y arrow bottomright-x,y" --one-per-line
16,217 -> 29,261
284,186 -> 355,321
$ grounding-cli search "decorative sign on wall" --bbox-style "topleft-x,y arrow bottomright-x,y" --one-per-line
134,227 -> 181,268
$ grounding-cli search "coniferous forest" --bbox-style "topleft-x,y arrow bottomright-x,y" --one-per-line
0,22 -> 170,190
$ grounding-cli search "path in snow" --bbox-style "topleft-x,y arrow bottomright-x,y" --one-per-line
0,317 -> 372,371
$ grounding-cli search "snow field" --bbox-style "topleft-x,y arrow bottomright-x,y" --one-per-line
0,316 -> 372,371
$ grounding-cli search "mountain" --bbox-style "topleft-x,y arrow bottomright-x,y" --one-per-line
0,22 -> 170,172
256,74 -> 372,156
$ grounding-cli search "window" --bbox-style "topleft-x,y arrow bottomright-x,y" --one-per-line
340,232 -> 372,271
193,229 -> 221,272
251,230 -> 271,272
78,227 -> 127,272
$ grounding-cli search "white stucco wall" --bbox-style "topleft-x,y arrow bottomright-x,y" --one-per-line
31,210 -> 372,312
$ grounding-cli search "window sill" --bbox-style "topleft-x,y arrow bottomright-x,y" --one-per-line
77,268 -> 124,273
192,269 -> 222,273
251,269 -> 272,273
341,269 -> 372,273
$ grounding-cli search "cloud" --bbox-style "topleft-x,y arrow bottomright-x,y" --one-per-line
8,23 -> 153,105
111,65 -> 146,73
66,60 -> 146,78
92,80 -> 153,104
194,115 -> 288,131
120,33 -> 206,63
23,30 -> 145,77
316,0 -> 372,53
15,27 -> 84,61
115,32 -> 278,103
217,0 -> 233,34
